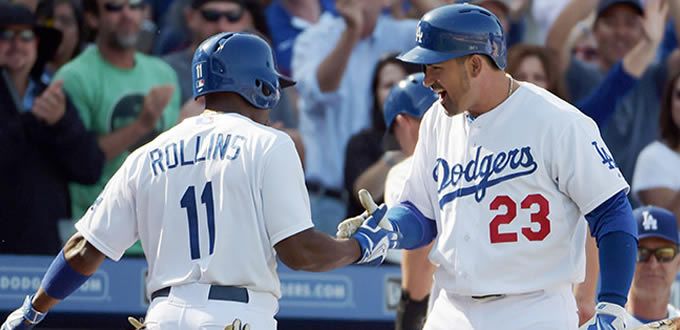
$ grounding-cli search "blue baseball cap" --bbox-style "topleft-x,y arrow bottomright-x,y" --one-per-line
635,206 -> 679,245
597,0 -> 643,18
382,73 -> 437,150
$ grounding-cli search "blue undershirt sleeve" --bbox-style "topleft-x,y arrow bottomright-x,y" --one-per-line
386,202 -> 437,250
584,190 -> 638,307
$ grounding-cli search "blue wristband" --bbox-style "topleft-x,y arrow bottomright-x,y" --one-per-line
40,250 -> 91,300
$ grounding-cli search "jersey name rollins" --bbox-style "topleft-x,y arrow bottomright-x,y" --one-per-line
434,145 -> 538,208
148,132 -> 246,176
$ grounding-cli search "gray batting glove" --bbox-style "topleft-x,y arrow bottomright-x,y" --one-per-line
0,296 -> 47,330
337,189 -> 394,239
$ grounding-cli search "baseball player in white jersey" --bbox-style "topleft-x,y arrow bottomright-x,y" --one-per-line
380,73 -> 439,330
625,206 -> 680,328
0,32 -> 398,330
338,4 -> 639,330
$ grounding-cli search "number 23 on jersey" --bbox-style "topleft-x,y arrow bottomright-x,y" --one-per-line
489,194 -> 551,244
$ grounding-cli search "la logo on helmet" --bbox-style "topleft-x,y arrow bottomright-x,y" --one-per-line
416,26 -> 423,44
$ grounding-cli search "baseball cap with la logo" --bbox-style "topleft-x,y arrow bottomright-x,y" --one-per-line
634,206 -> 679,245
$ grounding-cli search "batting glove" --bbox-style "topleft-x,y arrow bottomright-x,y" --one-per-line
128,316 -> 146,329
337,189 -> 394,239
0,296 -> 47,330
579,302 -> 628,330
352,203 -> 400,266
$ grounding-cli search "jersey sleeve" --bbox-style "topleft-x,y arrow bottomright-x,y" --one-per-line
261,138 -> 314,246
74,157 -> 138,261
549,113 -> 630,214
397,106 -> 437,219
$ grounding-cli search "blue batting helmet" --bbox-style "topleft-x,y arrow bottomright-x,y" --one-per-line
192,32 -> 295,109
397,3 -> 507,69
382,73 -> 437,150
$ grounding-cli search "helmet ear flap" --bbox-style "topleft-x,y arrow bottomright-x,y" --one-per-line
258,79 -> 273,97
246,78 -> 280,109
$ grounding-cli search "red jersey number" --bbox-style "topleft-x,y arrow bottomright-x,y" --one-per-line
489,194 -> 551,244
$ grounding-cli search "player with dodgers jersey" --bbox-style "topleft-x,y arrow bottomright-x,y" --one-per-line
0,32 -> 397,330
339,3 -> 639,330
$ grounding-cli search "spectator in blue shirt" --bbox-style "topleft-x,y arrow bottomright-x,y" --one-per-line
291,0 -> 418,234
547,0 -> 680,186
265,0 -> 336,77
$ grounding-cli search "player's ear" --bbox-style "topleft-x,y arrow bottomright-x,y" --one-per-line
394,114 -> 404,126
469,55 -> 483,78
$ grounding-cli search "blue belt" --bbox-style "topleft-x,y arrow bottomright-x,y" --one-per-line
151,285 -> 249,303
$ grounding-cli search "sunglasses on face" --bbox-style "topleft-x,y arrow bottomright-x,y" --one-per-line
104,1 -> 145,12
637,247 -> 679,263
200,8 -> 244,23
0,29 -> 35,42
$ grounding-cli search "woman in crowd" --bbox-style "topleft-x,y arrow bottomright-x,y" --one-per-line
36,0 -> 85,79
343,53 -> 419,217
633,69 -> 680,223
506,43 -> 569,100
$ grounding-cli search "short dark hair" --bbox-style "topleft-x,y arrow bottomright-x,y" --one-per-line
660,70 -> 680,150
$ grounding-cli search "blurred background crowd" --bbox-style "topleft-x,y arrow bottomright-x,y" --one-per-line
0,0 -> 679,263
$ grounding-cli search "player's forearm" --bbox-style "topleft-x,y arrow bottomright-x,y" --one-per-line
31,233 -> 106,313
277,228 -> 361,272
316,29 -> 360,93
585,191 -> 637,306
298,235 -> 361,272
401,243 -> 435,300
98,120 -> 151,161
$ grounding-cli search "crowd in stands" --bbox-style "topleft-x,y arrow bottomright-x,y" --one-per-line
2,0 -> 680,322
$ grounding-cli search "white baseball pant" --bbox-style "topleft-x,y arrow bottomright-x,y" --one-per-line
424,284 -> 578,330
143,283 -> 278,329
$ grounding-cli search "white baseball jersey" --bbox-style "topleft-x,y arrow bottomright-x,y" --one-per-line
398,82 -> 628,296
385,157 -> 414,208
75,112 -> 314,299
384,156 -> 414,264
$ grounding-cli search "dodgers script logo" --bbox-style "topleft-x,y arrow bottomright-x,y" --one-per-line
434,146 -> 538,209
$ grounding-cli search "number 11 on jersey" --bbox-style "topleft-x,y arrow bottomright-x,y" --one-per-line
180,182 -> 215,260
